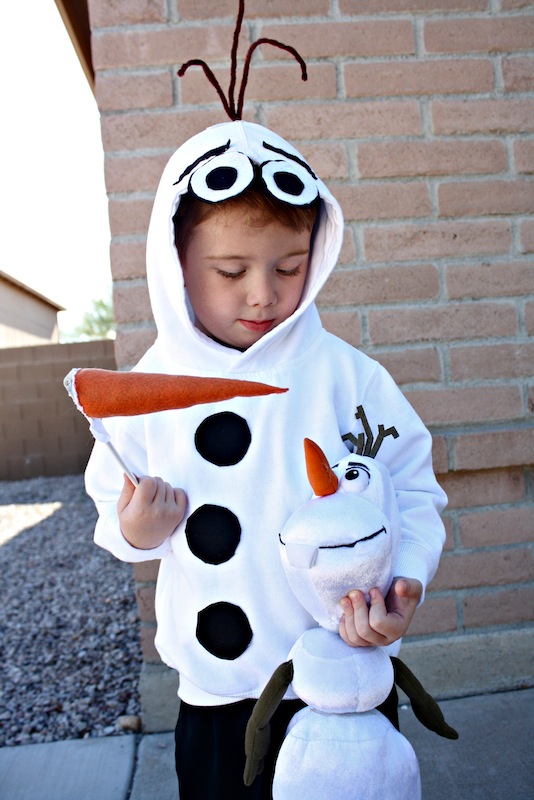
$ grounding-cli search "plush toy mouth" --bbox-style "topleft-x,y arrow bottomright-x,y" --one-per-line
318,526 -> 387,550
278,526 -> 386,566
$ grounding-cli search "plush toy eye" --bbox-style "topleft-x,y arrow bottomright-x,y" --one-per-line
189,151 -> 254,203
340,463 -> 371,494
261,160 -> 319,206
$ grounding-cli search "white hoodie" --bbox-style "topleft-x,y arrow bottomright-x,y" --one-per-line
85,121 -> 446,706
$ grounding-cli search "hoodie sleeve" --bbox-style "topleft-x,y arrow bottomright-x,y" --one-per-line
84,419 -> 173,563
357,364 -> 447,599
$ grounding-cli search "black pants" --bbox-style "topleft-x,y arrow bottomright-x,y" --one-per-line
174,689 -> 399,800
175,698 -> 304,800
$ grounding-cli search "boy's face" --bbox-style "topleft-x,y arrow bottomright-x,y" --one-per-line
181,205 -> 312,350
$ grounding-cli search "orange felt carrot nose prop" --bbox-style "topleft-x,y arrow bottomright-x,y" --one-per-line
64,368 -> 288,486
304,438 -> 338,497
64,368 -> 287,418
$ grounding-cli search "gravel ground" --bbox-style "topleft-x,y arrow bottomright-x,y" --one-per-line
0,474 -> 142,747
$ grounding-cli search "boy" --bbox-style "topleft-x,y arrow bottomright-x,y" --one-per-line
85,121 -> 446,799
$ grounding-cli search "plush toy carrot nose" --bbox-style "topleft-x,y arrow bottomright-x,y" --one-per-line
304,438 -> 338,497
65,368 -> 287,418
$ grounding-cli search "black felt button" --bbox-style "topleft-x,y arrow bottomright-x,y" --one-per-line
195,412 -> 251,466
185,504 -> 241,565
196,602 -> 253,660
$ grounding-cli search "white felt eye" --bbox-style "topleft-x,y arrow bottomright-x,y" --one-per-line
189,151 -> 254,203
261,160 -> 319,206
339,464 -> 370,494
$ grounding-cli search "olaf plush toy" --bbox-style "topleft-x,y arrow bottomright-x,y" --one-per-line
244,437 -> 457,800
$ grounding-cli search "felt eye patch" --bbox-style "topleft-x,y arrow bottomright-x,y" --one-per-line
187,151 -> 319,207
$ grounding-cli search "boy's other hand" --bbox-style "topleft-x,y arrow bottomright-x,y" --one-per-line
117,475 -> 187,550
338,577 -> 422,648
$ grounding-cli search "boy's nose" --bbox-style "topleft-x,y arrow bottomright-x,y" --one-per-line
247,275 -> 277,307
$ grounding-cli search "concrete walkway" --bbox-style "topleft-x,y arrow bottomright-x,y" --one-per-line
1,688 -> 533,799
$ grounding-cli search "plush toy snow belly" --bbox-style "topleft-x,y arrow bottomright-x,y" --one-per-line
245,439 -> 423,799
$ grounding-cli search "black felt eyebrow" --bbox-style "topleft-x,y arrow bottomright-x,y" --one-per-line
262,141 -> 317,179
174,140 -> 232,185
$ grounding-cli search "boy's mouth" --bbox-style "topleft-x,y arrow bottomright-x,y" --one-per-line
239,319 -> 275,333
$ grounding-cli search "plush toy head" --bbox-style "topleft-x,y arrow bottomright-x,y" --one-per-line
279,439 -> 401,632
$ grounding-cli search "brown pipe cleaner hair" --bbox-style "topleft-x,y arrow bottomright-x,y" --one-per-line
178,0 -> 308,121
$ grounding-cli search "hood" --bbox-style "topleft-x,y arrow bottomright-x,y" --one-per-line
144,121 -> 344,374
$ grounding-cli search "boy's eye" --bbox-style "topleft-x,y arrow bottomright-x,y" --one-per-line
217,270 -> 245,280
277,265 -> 302,277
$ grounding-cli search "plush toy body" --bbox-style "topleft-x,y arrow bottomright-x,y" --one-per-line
245,440 -> 454,798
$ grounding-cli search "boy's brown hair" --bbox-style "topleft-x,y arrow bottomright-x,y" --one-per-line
173,183 -> 320,260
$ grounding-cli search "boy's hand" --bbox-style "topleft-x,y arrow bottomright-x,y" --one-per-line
117,475 -> 187,550
338,577 -> 422,648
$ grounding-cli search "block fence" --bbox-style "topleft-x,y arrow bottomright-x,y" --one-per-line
0,340 -> 116,480
85,0 -> 533,719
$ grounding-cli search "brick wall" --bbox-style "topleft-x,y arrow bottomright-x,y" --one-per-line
0,340 -> 116,480
87,0 -> 533,698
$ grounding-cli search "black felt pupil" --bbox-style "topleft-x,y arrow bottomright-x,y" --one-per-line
273,171 -> 304,196
206,166 -> 238,190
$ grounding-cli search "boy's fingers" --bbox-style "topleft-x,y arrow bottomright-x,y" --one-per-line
118,473 -> 137,512
394,577 -> 423,602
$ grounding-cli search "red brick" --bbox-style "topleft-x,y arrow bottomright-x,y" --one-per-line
111,240 -> 147,281
133,561 -> 160,582
515,140 -> 534,175
109,198 -> 153,237
345,58 -> 493,99
299,143 -> 349,181
89,0 -> 167,28
368,302 -> 518,346
460,506 -> 534,548
424,16 -> 534,55
526,301 -> 534,335
105,153 -> 170,194
180,63 -> 336,105
450,343 -> 534,381
407,595 -> 458,637
339,0 -> 486,10
432,435 -> 449,476
338,228 -> 357,265
439,179 -> 534,218
455,427 -> 534,471
92,25 -> 249,70
266,101 -> 421,140
373,347 -> 442,386
432,99 -> 534,135
463,587 -> 534,628
357,139 -> 506,179
446,261 -> 534,300
114,327 -> 157,370
96,69 -> 173,112
405,386 -> 523,426
113,282 -> 153,325
502,56 -> 534,93
335,182 -> 431,222
135,584 -> 156,621
319,310 -> 361,347
430,548 -> 533,591
520,220 -> 534,254
439,468 -> 526,510
364,221 -> 511,263
262,21 -> 414,59
443,516 -> 456,551
101,109 -> 224,153
139,624 -> 161,663
318,264 -> 439,307
178,0 -> 329,17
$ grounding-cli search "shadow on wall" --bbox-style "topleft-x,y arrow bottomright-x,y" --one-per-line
0,340 -> 116,481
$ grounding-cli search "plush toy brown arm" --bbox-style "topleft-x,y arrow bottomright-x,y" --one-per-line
243,660 -> 294,787
392,657 -> 459,740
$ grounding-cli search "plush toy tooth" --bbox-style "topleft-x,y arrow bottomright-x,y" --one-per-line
64,367 -> 287,484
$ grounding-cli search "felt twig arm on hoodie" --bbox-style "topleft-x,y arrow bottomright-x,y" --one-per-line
64,368 -> 287,418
